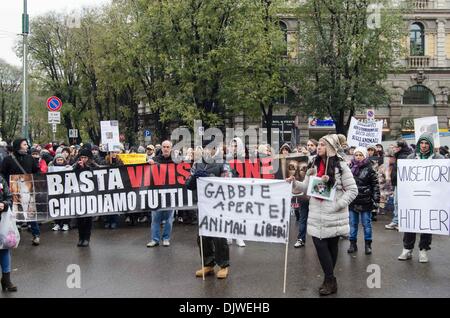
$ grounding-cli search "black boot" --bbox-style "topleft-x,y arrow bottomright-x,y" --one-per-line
1,272 -> 17,292
365,241 -> 372,255
319,277 -> 337,296
347,241 -> 357,253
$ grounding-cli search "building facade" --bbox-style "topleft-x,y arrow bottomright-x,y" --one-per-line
137,0 -> 450,146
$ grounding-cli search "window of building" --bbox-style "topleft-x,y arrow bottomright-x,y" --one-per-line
279,21 -> 288,56
402,85 -> 435,105
410,22 -> 425,56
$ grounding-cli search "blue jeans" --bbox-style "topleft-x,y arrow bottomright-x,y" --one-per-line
0,249 -> 11,273
297,201 -> 309,241
349,210 -> 372,242
392,187 -> 398,225
30,221 -> 40,236
105,215 -> 119,225
151,210 -> 174,242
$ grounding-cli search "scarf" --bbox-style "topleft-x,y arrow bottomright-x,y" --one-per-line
317,158 -> 326,177
351,158 -> 368,176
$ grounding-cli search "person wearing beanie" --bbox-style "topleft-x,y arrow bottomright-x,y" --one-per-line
0,172 -> 16,292
72,148 -> 97,247
288,134 -> 357,296
347,147 -> 380,255
398,132 -> 444,263
31,147 -> 48,174
279,143 -> 292,156
385,139 -> 413,231
48,154 -> 72,231
337,134 -> 348,158
0,139 -> 41,246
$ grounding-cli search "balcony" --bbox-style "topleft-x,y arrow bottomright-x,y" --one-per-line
408,56 -> 433,68
413,0 -> 433,9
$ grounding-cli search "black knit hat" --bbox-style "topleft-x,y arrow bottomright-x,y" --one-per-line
79,148 -> 93,159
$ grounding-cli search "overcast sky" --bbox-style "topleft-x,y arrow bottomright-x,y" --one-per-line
0,0 -> 111,66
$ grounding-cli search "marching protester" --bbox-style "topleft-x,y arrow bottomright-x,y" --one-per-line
31,147 -> 48,173
398,133 -> 444,263
225,137 -> 246,247
73,148 -> 98,247
186,145 -> 231,279
147,140 -> 175,247
0,171 -> 16,292
104,151 -> 124,229
91,145 -> 104,165
146,144 -> 155,160
288,134 -> 357,296
294,171 -> 310,248
306,139 -> 318,156
48,154 -> 72,231
280,143 -> 291,156
385,140 -> 412,231
348,147 -> 380,255
0,141 -> 8,167
0,139 -> 41,246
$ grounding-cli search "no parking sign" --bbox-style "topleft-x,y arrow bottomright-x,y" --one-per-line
47,96 -> 63,112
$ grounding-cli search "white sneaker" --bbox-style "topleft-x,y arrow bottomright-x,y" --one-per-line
398,248 -> 412,261
146,241 -> 159,247
125,216 -> 131,224
227,238 -> 233,245
236,239 -> 246,247
138,216 -> 148,223
162,239 -> 170,247
52,224 -> 60,231
62,224 -> 69,231
294,239 -> 305,248
419,250 -> 429,263
385,223 -> 398,230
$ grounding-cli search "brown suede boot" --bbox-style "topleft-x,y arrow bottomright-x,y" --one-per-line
195,266 -> 215,277
216,267 -> 229,279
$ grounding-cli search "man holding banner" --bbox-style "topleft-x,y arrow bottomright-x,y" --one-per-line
398,132 -> 444,263
146,141 -> 176,248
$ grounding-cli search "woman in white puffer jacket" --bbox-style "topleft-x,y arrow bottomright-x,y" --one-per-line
288,134 -> 357,296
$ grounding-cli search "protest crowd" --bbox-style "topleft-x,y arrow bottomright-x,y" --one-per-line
0,127 -> 449,296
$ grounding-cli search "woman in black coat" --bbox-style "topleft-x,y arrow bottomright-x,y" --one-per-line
348,147 -> 380,255
0,174 -> 16,292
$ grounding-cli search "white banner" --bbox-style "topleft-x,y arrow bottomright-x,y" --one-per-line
197,177 -> 292,243
100,120 -> 121,152
414,116 -> 440,148
397,159 -> 450,235
347,117 -> 383,148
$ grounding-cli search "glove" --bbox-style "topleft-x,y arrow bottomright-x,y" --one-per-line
306,167 -> 317,176
194,169 -> 209,178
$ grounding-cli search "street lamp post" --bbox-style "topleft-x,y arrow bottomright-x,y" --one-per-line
22,0 -> 29,139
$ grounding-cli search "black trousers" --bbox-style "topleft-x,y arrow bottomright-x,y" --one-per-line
197,236 -> 230,268
403,232 -> 432,251
312,236 -> 340,280
77,217 -> 93,241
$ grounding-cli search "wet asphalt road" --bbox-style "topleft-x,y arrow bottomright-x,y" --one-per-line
2,214 -> 450,298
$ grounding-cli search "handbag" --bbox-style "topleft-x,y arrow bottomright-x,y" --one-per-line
0,208 -> 20,249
